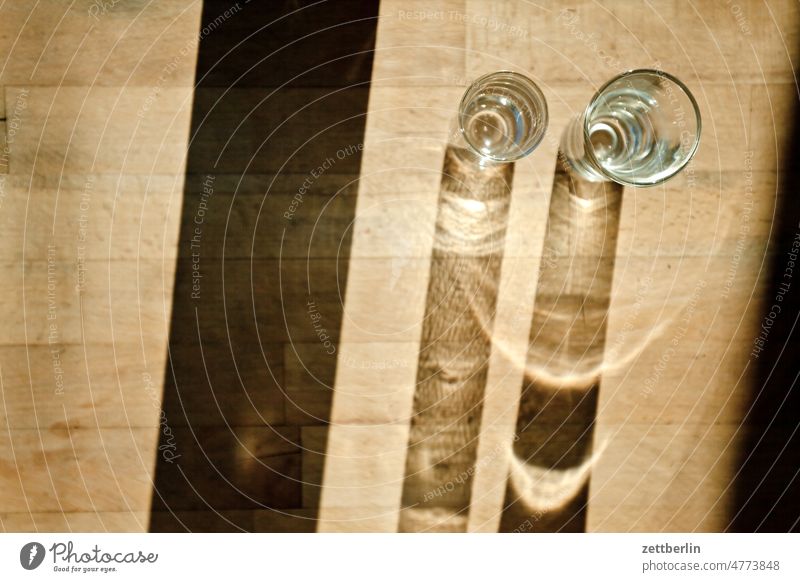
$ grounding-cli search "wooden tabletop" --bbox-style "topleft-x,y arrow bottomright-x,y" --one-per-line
318,0 -> 800,532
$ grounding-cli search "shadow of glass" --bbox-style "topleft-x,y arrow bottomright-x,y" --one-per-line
399,144 -> 514,532
499,154 -> 623,532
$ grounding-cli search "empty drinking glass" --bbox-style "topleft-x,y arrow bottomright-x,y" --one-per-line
456,71 -> 549,162
561,69 -> 701,186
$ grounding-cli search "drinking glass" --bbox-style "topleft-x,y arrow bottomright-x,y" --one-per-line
456,71 -> 548,162
561,69 -> 701,186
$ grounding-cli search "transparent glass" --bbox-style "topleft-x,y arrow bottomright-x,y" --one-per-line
457,71 -> 548,162
562,69 -> 701,186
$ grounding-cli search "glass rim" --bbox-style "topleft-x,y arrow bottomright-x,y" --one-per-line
582,68 -> 702,187
458,70 -> 549,162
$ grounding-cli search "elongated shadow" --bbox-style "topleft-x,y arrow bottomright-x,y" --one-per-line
399,147 -> 514,532
499,155 -> 622,532
150,0 -> 378,532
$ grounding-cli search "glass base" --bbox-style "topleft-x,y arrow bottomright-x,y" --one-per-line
560,117 -> 608,182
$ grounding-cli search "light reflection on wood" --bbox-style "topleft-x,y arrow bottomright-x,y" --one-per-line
399,146 -> 513,532
499,158 -> 622,532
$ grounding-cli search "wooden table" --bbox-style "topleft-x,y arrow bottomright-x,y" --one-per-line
0,0 -> 797,533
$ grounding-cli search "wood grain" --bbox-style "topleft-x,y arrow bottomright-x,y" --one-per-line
319,0 -> 800,533
1,0 -> 798,532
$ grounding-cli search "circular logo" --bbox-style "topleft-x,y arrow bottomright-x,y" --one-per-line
20,542 -> 46,570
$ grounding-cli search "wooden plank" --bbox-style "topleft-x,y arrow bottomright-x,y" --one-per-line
6,86 -> 193,175
370,0 -> 466,87
0,343 -> 163,429
588,423 -> 743,532
465,0 -> 799,85
0,121 -> 7,173
0,511 -> 149,533
0,428 -> 157,512
0,0 -> 201,87
150,426 -> 301,512
149,508 -> 317,533
0,258 -> 173,351
0,0 -> 201,533
0,174 -> 183,262
318,424 -> 411,532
